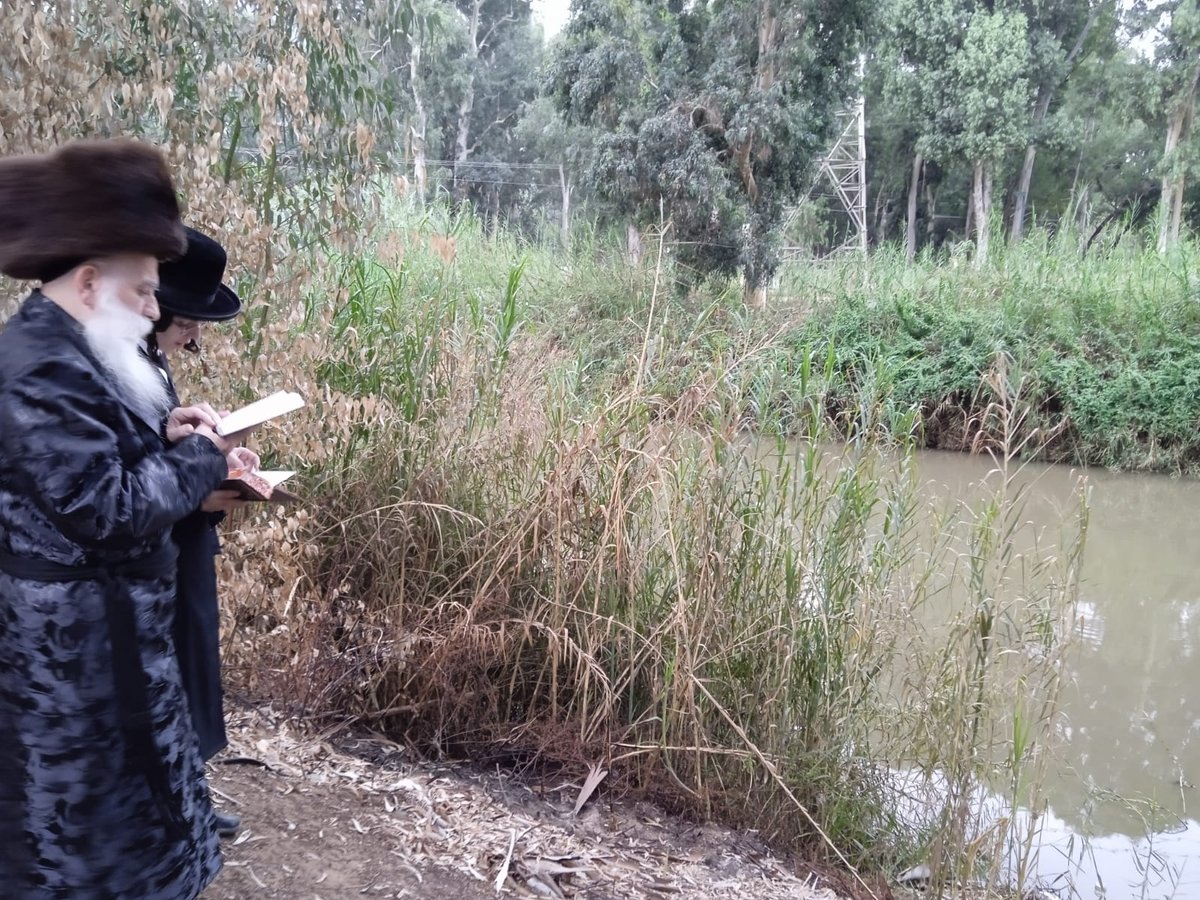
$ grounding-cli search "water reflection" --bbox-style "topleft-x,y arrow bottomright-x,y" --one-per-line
910,450 -> 1200,896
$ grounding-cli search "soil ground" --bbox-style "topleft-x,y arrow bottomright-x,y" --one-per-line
204,707 -> 860,900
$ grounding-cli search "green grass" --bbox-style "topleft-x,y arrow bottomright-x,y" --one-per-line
774,236 -> 1200,473
345,206 -> 1200,474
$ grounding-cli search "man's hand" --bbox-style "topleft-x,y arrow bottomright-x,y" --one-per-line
226,446 -> 260,472
200,489 -> 246,515
193,423 -> 235,456
166,403 -> 222,444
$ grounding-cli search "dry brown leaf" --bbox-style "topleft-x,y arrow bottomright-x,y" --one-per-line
571,764 -> 609,817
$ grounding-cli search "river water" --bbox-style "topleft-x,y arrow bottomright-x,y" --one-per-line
909,449 -> 1200,899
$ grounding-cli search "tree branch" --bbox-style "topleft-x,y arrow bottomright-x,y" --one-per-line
477,8 -> 516,54
1064,0 -> 1106,73
467,110 -> 520,156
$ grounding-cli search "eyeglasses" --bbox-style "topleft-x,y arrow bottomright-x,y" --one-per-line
173,318 -> 201,334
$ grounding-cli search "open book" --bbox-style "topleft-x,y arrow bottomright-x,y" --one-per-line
216,390 -> 305,437
220,469 -> 299,503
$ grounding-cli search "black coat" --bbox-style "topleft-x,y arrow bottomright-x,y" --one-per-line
152,348 -> 228,761
0,292 -> 228,897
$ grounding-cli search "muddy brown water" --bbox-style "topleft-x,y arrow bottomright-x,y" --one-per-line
907,449 -> 1200,899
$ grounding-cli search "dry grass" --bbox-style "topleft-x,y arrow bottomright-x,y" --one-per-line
174,229 -> 1090,897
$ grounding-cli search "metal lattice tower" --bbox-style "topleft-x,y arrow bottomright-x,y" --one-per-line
818,92 -> 868,254
782,56 -> 868,259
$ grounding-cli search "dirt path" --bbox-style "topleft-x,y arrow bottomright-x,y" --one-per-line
204,709 -> 852,900
208,762 -> 491,899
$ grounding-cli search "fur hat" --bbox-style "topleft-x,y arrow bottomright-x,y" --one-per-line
0,138 -> 187,282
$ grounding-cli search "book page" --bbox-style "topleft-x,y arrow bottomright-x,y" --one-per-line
216,391 -> 304,436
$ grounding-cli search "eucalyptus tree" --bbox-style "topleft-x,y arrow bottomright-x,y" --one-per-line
1008,0 -> 1110,242
875,0 -> 966,260
550,0 -> 871,306
1137,0 -> 1200,251
512,95 -> 600,245
0,0 -> 395,303
875,0 -> 1033,264
952,7 -> 1034,264
370,0 -> 470,205
449,0 -> 540,202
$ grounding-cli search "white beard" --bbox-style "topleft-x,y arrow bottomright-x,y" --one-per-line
83,286 -> 171,425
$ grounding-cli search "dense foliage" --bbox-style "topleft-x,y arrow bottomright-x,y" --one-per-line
547,0 -> 870,299
4,0 -> 1195,281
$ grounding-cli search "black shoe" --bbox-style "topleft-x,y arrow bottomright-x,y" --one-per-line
213,809 -> 242,838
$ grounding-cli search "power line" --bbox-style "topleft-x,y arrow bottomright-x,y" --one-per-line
410,158 -> 568,170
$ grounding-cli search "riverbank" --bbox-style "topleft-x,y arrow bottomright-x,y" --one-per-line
529,231 -> 1200,476
209,704 -> 863,899
773,239 -> 1200,475
198,209 -> 1088,897
256,213 -> 1200,478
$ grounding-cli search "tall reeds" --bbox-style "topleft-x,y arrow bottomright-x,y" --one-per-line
205,213 -> 1087,894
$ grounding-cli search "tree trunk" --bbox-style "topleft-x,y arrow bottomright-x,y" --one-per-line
744,282 -> 768,310
1076,185 -> 1090,249
1010,144 -> 1038,243
923,176 -> 939,244
743,258 -> 768,309
559,163 -> 572,248
627,223 -> 643,267
973,161 -> 992,268
483,186 -> 499,236
1158,114 -> 1184,253
870,187 -> 885,246
1011,7 -> 1099,245
453,0 -> 484,202
964,186 -> 974,244
1158,63 -> 1199,253
1009,91 -> 1052,243
906,150 -> 923,263
731,2 -> 787,207
1067,115 -> 1093,217
409,39 -> 428,206
1161,94 -> 1190,247
743,222 -> 773,309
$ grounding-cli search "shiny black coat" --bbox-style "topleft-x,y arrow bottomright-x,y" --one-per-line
152,348 -> 229,762
0,292 -> 228,898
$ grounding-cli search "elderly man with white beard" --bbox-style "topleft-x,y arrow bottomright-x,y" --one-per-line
0,139 -> 242,899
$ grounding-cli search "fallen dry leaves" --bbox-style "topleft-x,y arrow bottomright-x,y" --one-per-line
209,706 -> 845,900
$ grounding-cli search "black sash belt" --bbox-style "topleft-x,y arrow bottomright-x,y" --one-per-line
0,545 -> 188,841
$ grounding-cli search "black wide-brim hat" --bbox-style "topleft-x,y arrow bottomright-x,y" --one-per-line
156,226 -> 243,321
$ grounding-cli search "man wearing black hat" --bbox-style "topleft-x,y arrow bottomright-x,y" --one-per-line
0,139 -> 238,898
148,225 -> 252,838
